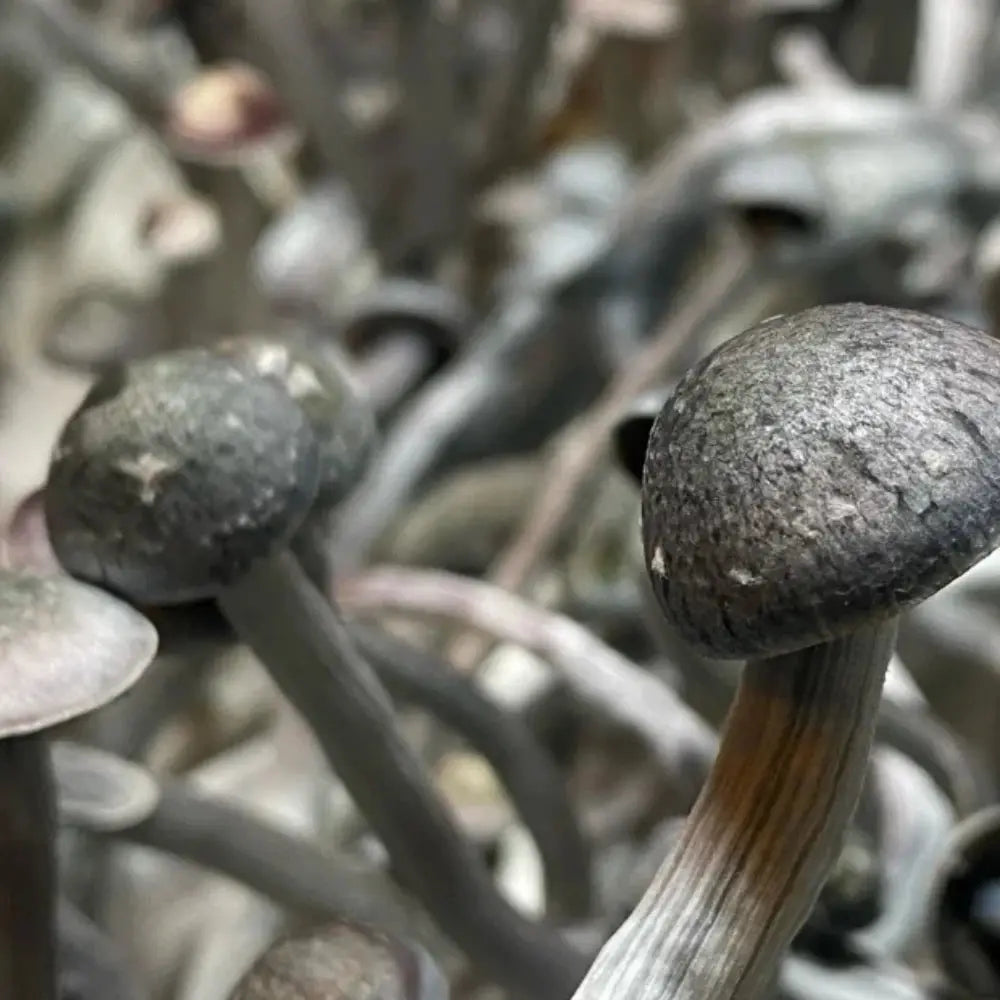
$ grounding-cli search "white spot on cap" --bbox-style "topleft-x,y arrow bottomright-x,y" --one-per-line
727,567 -> 763,586
286,362 -> 323,398
117,453 -> 179,504
650,546 -> 667,576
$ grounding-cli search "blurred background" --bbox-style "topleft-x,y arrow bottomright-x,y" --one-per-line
5,1 -> 1000,999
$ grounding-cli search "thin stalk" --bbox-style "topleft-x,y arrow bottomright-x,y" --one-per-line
216,550 -> 586,1000
352,622 -> 593,919
0,734 -> 57,1000
477,0 -> 564,180
241,0 -> 373,221
572,621 -> 896,1000
447,242 -> 758,672
391,0 -> 463,265
337,565 -> 717,804
94,781 -> 445,954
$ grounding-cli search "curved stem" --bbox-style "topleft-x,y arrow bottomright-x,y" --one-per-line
352,621 -> 593,919
92,780 -> 445,954
572,621 -> 896,1000
874,700 -> 993,816
337,566 -> 717,803
217,551 -> 586,1000
0,734 -> 57,1000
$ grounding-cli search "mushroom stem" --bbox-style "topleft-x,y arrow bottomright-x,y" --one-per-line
572,620 -> 897,1000
95,781 -> 447,955
0,734 -> 57,1000
352,622 -> 593,920
216,550 -> 586,1000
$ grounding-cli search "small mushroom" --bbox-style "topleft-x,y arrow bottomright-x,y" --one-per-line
927,805 -> 1000,998
214,329 -> 593,918
163,62 -> 301,207
43,350 -> 585,999
164,62 -> 299,167
339,279 -> 472,414
51,740 -> 159,832
574,303 -> 1000,1000
0,569 -> 157,998
227,921 -> 448,1000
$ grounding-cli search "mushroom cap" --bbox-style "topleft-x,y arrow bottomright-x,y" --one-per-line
45,350 -> 321,605
612,386 -> 673,486
341,279 -> 471,373
164,63 -> 299,167
641,303 -> 1000,658
52,740 -> 160,831
713,150 -> 826,240
229,922 -> 448,1000
214,329 -> 377,507
0,570 -> 157,737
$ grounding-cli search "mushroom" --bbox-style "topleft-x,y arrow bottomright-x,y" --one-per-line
612,383 -> 996,814
339,278 -> 472,415
927,805 -> 1000,997
0,568 -> 157,998
227,921 -> 448,1000
213,328 -> 592,919
573,303 -> 1000,1000
43,350 -> 586,999
164,62 -> 301,208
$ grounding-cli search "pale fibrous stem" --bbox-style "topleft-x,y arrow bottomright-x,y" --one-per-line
572,620 -> 898,1000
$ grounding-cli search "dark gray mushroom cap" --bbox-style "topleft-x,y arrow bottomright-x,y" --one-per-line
0,571 -> 157,737
52,741 -> 160,831
44,351 -> 320,605
642,303 -> 1000,658
229,922 -> 448,1000
214,329 -> 377,507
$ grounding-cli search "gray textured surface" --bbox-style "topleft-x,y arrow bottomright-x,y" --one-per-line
642,303 -> 1000,658
45,351 -> 319,604
214,329 -> 376,507
229,923 -> 447,1000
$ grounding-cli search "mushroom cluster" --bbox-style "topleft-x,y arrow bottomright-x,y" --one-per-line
6,3 -> 1000,1000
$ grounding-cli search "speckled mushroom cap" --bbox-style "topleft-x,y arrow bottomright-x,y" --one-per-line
0,570 -> 157,737
228,922 -> 448,1000
214,329 -> 376,507
641,303 -> 1000,659
44,350 -> 320,605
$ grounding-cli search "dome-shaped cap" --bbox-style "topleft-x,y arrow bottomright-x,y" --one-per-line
642,303 -> 1000,658
214,329 -> 377,507
45,350 -> 320,605
0,570 -> 157,737
229,922 -> 447,1000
